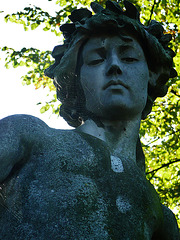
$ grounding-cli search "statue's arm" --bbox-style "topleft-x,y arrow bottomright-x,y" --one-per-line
0,114 -> 49,182
160,204 -> 180,240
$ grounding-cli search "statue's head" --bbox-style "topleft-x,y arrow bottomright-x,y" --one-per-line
45,0 -> 177,127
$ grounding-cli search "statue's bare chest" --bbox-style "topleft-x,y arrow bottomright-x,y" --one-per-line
0,131 -> 163,239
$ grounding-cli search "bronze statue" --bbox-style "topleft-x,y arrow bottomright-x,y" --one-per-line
0,1 -> 179,239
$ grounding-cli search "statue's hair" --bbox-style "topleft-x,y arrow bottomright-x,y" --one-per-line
45,0 -> 177,128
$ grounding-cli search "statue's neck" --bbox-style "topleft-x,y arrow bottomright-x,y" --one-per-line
76,118 -> 141,163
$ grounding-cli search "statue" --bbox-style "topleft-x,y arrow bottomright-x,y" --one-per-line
0,1 -> 179,239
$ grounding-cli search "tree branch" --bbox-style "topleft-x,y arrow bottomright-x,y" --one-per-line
148,0 -> 156,24
148,0 -> 161,24
146,159 -> 180,176
143,137 -> 160,146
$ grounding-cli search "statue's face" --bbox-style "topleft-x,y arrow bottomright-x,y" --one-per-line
80,35 -> 150,121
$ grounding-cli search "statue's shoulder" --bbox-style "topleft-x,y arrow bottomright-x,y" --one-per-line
0,114 -> 49,133
0,114 -> 61,140
0,115 -> 48,182
0,114 -> 76,146
0,114 -> 75,182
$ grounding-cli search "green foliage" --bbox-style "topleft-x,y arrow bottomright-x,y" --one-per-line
1,0 -> 180,228
4,6 -> 58,33
137,0 -> 180,226
140,88 -> 180,225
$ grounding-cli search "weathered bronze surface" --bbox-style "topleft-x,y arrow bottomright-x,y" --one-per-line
0,1 -> 179,239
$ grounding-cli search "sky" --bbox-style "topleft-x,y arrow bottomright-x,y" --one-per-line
0,0 -> 72,129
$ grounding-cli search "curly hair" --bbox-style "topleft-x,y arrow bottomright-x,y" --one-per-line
45,0 -> 177,128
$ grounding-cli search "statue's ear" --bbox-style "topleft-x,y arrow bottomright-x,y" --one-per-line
148,70 -> 159,87
150,69 -> 169,96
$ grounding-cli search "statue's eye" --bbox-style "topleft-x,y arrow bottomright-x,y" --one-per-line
121,57 -> 138,62
88,59 -> 104,65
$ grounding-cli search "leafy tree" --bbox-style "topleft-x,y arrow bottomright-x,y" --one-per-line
1,0 -> 180,227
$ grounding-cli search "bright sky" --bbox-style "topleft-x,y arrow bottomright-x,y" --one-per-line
0,0 -> 72,129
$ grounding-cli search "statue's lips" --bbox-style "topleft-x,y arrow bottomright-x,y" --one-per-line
103,80 -> 128,90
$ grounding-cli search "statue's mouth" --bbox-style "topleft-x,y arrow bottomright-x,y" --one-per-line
103,80 -> 128,90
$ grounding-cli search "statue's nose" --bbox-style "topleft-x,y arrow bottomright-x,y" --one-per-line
106,55 -> 122,76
